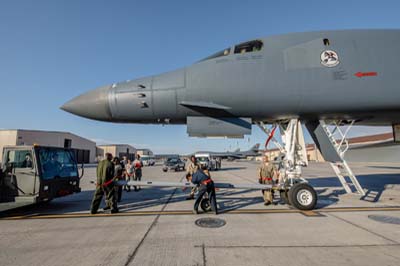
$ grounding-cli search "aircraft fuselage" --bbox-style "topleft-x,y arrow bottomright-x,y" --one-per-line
62,30 -> 400,127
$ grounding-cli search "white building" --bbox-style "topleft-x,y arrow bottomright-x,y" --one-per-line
0,129 -> 96,163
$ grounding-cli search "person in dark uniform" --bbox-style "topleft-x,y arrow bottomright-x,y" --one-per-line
191,165 -> 218,215
90,153 -> 118,214
21,153 -> 33,168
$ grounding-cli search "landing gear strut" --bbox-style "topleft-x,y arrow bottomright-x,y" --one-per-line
258,118 -> 366,210
258,119 -> 318,210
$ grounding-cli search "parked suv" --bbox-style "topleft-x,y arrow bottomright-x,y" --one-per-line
162,157 -> 185,172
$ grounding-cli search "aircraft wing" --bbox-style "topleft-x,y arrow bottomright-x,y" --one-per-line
179,101 -> 231,110
208,152 -> 242,159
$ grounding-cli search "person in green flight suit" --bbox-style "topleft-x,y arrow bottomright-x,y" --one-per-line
90,153 -> 118,214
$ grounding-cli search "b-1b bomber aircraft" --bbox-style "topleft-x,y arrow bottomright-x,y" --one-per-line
62,29 -> 400,210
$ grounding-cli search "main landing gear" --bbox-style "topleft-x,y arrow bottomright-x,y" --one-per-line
258,118 -> 366,211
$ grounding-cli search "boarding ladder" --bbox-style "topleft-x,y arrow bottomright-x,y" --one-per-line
320,120 -> 365,196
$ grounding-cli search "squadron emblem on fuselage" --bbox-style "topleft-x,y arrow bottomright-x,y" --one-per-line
320,50 -> 339,67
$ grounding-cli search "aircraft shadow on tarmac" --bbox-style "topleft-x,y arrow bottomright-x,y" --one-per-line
4,172 -> 400,216
119,188 -> 265,213
4,187 -> 267,216
217,197 -> 265,212
2,188 -> 181,216
313,188 -> 345,208
216,188 -> 255,197
309,173 -> 400,205
118,188 -> 260,212
62,187 -> 184,213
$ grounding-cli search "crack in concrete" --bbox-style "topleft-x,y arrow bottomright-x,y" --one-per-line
328,213 -> 400,245
202,243 -> 207,266
123,176 -> 185,266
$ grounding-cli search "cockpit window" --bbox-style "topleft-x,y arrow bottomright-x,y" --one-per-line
234,40 -> 263,54
200,48 -> 231,61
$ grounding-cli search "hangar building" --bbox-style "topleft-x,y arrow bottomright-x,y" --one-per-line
344,133 -> 400,163
0,129 -> 96,163
263,132 -> 399,163
97,144 -> 137,161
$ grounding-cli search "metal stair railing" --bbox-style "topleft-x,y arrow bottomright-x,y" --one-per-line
320,120 -> 365,196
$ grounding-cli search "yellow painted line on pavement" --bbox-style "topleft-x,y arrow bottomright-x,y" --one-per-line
228,209 -> 299,214
300,211 -> 320,217
321,206 -> 400,213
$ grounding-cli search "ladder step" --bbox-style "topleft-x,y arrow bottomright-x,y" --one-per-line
342,161 -> 366,196
330,163 -> 352,194
323,121 -> 365,196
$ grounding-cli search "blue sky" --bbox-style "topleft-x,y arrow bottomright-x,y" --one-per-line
0,0 -> 398,154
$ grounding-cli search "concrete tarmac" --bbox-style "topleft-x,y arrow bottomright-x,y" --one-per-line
1,161 -> 400,266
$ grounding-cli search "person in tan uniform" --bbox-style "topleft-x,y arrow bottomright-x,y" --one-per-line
185,155 -> 201,200
258,155 -> 279,205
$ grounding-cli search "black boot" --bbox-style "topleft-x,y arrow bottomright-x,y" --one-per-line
186,195 -> 195,200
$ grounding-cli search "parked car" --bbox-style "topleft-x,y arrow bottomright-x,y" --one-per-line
162,158 -> 185,172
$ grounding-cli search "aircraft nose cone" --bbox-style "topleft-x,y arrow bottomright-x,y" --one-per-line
61,85 -> 112,121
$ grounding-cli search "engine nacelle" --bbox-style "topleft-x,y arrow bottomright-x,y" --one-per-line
187,116 -> 252,138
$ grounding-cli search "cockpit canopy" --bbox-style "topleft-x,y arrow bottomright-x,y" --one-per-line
200,39 -> 263,62
200,47 -> 231,62
234,40 -> 263,54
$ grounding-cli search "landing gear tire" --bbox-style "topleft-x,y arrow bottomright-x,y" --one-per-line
200,198 -> 212,212
279,190 -> 290,205
288,183 -> 317,210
